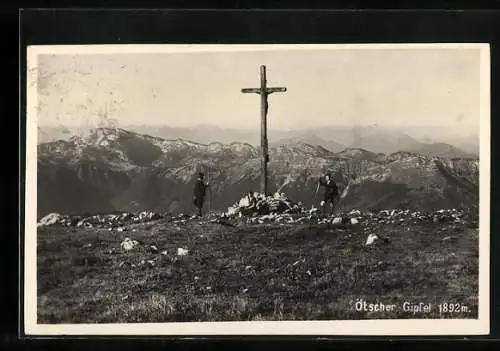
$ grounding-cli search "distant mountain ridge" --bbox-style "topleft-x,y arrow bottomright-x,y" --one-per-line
405,142 -> 476,159
38,123 -> 478,158
37,127 -> 479,219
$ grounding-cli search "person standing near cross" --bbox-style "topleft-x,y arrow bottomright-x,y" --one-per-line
241,65 -> 287,196
193,171 -> 210,217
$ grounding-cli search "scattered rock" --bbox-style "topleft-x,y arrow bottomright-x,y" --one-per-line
37,213 -> 68,227
37,200 -> 471,234
177,247 -> 189,256
365,234 -> 379,246
225,192 -> 303,218
219,206 -> 470,228
349,209 -> 361,216
292,258 -> 305,266
37,211 -> 165,229
332,217 -> 342,225
120,238 -> 139,251
309,207 -> 319,214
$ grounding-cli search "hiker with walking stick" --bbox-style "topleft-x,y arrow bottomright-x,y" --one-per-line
193,171 -> 210,217
207,168 -> 212,216
317,172 -> 339,215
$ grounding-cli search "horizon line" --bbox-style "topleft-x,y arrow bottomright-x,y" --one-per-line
37,122 -> 478,129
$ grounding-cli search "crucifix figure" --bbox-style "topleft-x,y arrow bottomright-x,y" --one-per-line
241,65 -> 287,196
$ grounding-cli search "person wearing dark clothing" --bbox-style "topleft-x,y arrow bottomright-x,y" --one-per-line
193,172 -> 209,217
241,191 -> 258,216
318,173 -> 339,214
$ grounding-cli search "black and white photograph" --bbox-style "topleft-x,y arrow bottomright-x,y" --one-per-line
25,44 -> 490,335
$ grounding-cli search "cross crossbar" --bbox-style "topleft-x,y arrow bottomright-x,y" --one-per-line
241,87 -> 287,94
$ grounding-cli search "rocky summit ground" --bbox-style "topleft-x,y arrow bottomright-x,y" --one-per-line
37,207 -> 478,323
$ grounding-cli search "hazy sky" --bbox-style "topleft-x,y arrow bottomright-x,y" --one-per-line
34,45 -> 481,135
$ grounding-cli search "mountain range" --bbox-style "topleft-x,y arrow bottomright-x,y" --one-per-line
36,127 -> 479,219
38,124 -> 479,157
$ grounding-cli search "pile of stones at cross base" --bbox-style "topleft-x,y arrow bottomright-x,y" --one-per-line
37,191 -> 478,229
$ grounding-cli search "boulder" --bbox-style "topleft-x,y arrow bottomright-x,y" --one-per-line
365,234 -> 379,246
225,192 -> 304,218
120,238 -> 139,251
37,213 -> 67,227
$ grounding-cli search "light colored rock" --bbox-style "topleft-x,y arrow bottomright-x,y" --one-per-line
177,247 -> 189,256
239,197 -> 250,207
120,238 -> 139,251
37,213 -> 63,227
365,234 -> 379,246
309,207 -> 318,214
332,217 -> 342,225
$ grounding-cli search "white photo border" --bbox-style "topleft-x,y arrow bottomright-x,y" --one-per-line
24,43 -> 491,336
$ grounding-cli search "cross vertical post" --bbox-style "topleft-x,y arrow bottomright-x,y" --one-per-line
241,65 -> 287,195
260,65 -> 268,196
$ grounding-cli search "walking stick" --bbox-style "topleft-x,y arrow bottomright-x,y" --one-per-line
334,174 -> 352,212
314,180 -> 320,200
207,167 -> 212,216
312,177 -> 321,210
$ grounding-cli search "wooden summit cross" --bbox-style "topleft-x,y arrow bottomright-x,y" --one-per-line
241,65 -> 287,195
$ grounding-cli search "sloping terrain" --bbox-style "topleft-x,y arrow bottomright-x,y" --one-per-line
271,135 -> 346,154
403,142 -> 476,159
348,125 -> 423,155
37,128 -> 479,219
37,213 -> 478,323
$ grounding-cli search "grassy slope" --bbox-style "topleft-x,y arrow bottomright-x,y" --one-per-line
37,219 -> 478,323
